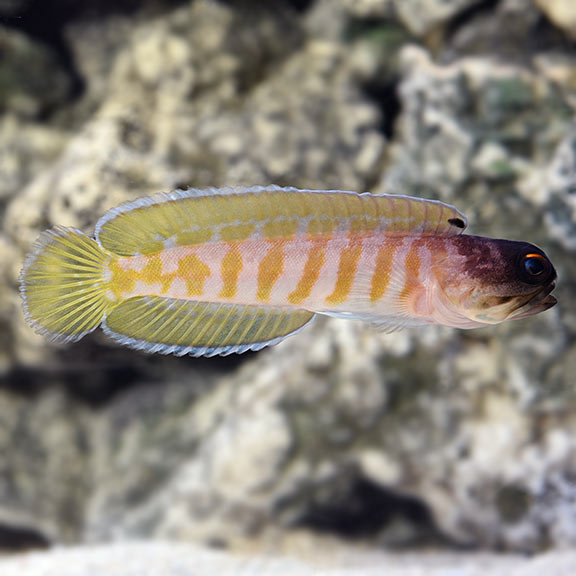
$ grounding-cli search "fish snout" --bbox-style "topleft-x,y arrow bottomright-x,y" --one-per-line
509,279 -> 557,320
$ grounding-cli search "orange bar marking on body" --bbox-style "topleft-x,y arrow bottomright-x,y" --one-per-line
139,256 -> 162,283
400,240 -> 422,299
219,246 -> 243,299
287,240 -> 327,305
370,245 -> 397,302
178,253 -> 211,296
257,243 -> 285,302
325,241 -> 363,305
138,255 -> 177,294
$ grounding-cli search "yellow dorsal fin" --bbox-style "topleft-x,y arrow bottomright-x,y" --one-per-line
102,296 -> 315,357
95,186 -> 467,257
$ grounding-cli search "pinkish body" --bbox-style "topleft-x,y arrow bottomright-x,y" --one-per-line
109,232 -> 556,331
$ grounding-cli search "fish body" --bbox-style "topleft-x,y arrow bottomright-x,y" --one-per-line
20,186 -> 557,356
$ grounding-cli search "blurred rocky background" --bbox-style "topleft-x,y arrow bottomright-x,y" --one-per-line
0,0 -> 576,573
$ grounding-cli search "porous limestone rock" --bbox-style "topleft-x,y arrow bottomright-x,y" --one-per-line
0,116 -> 68,202
74,41 -> 576,554
79,316 -> 575,552
0,0 -> 575,560
545,130 -> 576,250
373,44 -> 576,550
0,386 -> 92,543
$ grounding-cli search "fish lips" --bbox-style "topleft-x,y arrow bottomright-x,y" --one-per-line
508,280 -> 557,320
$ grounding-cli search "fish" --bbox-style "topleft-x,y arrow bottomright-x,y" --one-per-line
19,185 -> 557,357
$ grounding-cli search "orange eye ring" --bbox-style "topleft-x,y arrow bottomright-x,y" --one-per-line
523,253 -> 549,277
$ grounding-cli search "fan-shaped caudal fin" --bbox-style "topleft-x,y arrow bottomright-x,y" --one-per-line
20,226 -> 114,342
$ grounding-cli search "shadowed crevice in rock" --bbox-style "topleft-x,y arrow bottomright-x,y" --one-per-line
446,0 -> 502,35
445,0 -> 575,62
293,476 -> 458,548
3,342 -> 255,407
0,524 -> 50,552
222,0 -> 314,13
217,1 -> 306,95
0,0 -> 192,116
361,80 -> 401,142
1,1 -> 85,113
0,357 -> 148,406
338,17 -> 412,146
529,14 -> 576,52
284,0 -> 314,12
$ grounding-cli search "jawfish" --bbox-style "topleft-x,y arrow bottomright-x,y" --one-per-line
20,186 -> 557,356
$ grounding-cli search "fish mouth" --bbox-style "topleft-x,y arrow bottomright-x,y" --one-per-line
508,281 -> 557,320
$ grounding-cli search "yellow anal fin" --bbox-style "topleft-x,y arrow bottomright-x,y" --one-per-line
102,296 -> 315,357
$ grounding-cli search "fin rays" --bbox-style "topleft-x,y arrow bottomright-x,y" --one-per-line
102,297 -> 316,357
95,186 -> 467,257
19,227 -> 113,343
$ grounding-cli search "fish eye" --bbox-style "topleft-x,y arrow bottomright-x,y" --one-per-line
521,253 -> 550,283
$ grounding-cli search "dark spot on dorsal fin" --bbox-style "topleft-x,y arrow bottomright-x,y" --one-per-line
448,217 -> 465,229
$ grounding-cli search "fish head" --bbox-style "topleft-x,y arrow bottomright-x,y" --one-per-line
434,236 -> 557,327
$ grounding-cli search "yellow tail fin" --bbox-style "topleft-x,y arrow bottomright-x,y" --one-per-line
20,226 -> 113,343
